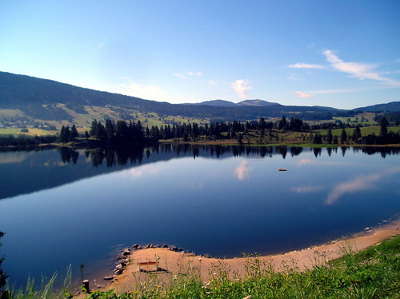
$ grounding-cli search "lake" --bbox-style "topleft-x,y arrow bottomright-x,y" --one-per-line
1,145 -> 400,286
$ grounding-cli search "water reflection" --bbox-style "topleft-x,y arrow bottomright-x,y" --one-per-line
1,145 -> 400,287
234,160 -> 250,181
1,145 -> 400,202
326,167 -> 400,205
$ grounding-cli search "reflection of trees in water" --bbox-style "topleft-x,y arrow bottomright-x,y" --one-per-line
0,231 -> 7,299
58,145 -> 400,168
58,147 -> 79,164
353,146 -> 400,158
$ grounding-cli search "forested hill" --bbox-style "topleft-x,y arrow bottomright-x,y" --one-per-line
0,71 -> 397,127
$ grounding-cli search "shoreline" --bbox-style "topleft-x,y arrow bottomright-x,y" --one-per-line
89,220 -> 400,294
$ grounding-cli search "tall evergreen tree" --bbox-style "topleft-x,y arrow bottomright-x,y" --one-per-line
70,125 -> 79,140
380,117 -> 389,137
340,129 -> 348,144
326,129 -> 333,144
352,126 -> 362,143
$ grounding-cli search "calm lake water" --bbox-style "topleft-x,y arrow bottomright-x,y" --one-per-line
1,145 -> 400,286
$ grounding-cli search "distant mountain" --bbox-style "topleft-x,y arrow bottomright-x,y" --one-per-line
197,100 -> 238,107
238,99 -> 280,107
353,101 -> 400,112
0,71 -> 361,127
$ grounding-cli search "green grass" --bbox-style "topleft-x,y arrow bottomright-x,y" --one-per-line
0,128 -> 57,136
316,126 -> 400,137
82,235 -> 400,299
4,235 -> 400,298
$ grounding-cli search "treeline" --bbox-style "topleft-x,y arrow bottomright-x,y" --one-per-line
59,116 -> 400,146
148,117 -> 310,141
313,117 -> 400,145
0,135 -> 56,148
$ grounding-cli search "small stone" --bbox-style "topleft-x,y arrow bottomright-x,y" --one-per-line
115,264 -> 123,270
103,276 -> 113,281
243,296 -> 252,299
122,248 -> 131,256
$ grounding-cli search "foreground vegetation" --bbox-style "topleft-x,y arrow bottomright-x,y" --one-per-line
2,235 -> 400,298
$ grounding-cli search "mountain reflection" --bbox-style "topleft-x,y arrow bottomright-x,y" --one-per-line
1,145 -> 400,201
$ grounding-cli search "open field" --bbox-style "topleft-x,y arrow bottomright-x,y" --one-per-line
0,128 -> 57,136
316,126 -> 400,137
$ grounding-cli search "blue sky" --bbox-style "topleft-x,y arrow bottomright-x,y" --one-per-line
0,0 -> 399,108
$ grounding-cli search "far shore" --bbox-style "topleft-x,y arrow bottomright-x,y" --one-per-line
159,139 -> 400,148
89,220 -> 400,295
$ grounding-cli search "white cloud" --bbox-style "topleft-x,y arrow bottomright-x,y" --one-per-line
234,160 -> 249,181
173,71 -> 203,79
187,71 -> 203,77
295,87 -> 369,99
295,91 -> 313,98
289,63 -> 325,69
323,50 -> 400,86
207,80 -> 217,86
110,81 -> 170,101
231,79 -> 251,98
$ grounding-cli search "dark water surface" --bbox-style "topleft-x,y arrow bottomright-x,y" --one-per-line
1,145 -> 400,286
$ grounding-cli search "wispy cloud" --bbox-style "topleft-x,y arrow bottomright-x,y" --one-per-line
173,71 -> 203,79
110,81 -> 170,101
326,168 -> 400,205
289,63 -> 325,69
295,91 -> 313,98
234,160 -> 249,181
207,80 -> 217,86
231,79 -> 251,98
323,50 -> 400,86
294,88 -> 363,98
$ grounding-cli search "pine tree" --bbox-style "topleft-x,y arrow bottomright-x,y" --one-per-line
326,129 -> 333,144
340,129 -> 348,144
380,117 -> 389,137
70,125 -> 79,140
352,126 -> 362,143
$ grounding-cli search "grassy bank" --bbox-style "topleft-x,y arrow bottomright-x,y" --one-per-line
78,235 -> 400,299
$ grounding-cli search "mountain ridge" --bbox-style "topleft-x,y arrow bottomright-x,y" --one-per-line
0,71 -> 398,128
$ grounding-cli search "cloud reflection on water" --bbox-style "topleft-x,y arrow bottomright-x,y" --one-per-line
291,185 -> 324,193
125,164 -> 160,178
234,160 -> 249,181
326,167 -> 400,205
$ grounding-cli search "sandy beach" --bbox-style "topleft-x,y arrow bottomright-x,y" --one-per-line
95,220 -> 400,294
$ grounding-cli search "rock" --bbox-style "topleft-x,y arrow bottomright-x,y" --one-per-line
169,245 -> 178,251
103,276 -> 113,281
114,269 -> 123,275
162,244 -> 169,248
122,248 -> 131,256
115,264 -> 124,270
132,244 -> 140,249
278,168 -> 288,172
243,296 -> 252,299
